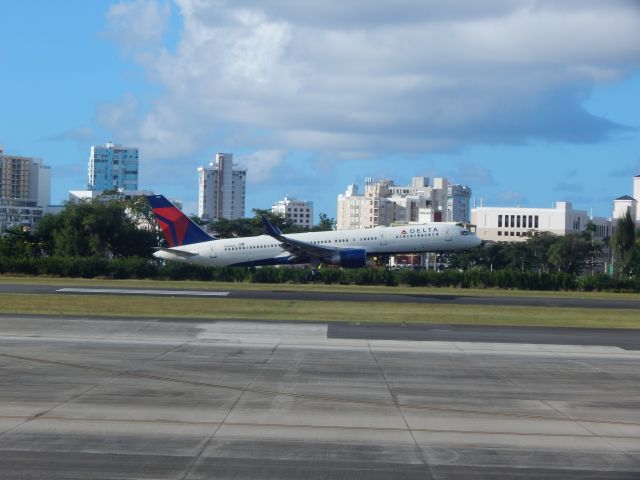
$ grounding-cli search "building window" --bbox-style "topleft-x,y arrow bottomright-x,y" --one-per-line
528,215 -> 533,228
517,216 -> 521,228
498,215 -> 502,227
498,231 -> 502,236
534,216 -> 539,228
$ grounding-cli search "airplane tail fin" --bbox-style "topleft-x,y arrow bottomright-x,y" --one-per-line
262,216 -> 283,238
146,194 -> 214,247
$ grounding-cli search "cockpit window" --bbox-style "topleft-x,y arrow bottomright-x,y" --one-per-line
460,230 -> 471,236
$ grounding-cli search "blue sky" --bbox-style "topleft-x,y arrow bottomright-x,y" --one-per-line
1,0 -> 639,219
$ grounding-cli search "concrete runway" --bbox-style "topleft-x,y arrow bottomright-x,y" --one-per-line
2,282 -> 640,309
1,315 -> 639,479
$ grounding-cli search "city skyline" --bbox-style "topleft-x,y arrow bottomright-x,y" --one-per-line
1,1 -> 639,218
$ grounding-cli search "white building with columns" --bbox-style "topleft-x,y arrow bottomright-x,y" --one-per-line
471,201 -> 611,242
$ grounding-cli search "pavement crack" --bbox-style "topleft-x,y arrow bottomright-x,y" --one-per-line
368,341 -> 436,480
178,340 -> 282,480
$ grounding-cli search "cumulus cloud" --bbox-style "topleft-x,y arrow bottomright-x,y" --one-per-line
102,0 -> 640,165
106,0 -> 171,55
238,150 -> 285,183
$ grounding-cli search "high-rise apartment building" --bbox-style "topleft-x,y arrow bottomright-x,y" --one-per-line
0,146 -> 51,231
272,197 -> 313,228
337,176 -> 471,230
88,142 -> 139,192
198,153 -> 246,222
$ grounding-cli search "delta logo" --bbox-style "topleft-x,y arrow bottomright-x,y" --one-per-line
400,227 -> 438,235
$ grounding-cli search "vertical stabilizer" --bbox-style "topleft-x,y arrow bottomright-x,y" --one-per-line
146,195 -> 213,247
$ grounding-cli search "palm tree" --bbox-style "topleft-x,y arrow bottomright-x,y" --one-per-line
610,210 -> 638,278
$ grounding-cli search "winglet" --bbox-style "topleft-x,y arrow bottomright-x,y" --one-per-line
262,216 -> 283,237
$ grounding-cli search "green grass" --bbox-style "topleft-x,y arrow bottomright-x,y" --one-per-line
1,275 -> 640,300
0,293 -> 639,329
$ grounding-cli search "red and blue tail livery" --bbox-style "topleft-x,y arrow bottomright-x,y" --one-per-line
146,195 -> 213,247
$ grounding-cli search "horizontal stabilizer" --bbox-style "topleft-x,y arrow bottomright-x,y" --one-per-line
154,247 -> 198,258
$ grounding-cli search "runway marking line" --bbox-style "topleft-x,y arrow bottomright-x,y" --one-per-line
56,288 -> 230,297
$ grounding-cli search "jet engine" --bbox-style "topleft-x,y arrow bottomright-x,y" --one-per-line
326,248 -> 367,268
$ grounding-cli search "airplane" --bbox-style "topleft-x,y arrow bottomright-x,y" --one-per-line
146,194 -> 481,269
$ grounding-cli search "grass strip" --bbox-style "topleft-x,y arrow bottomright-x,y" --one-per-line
1,276 -> 640,301
0,294 -> 638,329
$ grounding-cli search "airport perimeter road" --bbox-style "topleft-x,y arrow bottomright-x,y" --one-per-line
1,316 -> 640,479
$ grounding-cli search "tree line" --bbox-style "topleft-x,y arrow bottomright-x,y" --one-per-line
446,211 -> 640,281
0,197 -> 639,291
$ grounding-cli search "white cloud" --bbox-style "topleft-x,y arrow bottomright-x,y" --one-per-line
238,150 -> 285,183
102,0 -> 640,164
106,0 -> 171,54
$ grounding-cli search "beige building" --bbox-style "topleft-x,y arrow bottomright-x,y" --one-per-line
0,147 -> 50,207
0,146 -> 51,232
337,176 -> 470,230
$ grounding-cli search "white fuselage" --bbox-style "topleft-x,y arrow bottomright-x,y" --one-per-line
154,223 -> 481,267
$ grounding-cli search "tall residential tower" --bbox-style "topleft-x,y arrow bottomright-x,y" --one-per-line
88,142 -> 139,192
198,153 -> 246,222
0,146 -> 51,231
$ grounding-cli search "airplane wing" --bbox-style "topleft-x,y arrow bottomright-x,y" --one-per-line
154,247 -> 198,258
261,217 -> 339,259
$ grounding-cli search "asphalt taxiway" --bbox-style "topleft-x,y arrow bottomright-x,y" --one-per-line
2,282 -> 640,309
1,314 -> 639,479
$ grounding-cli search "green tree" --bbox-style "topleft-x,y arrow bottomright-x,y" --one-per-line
610,210 -> 639,278
312,213 -> 336,232
547,234 -> 593,275
0,226 -> 37,258
35,199 -> 157,258
525,231 -> 557,272
125,195 -> 166,247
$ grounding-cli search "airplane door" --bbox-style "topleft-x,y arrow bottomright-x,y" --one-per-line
445,229 -> 452,242
209,245 -> 217,258
379,233 -> 388,246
